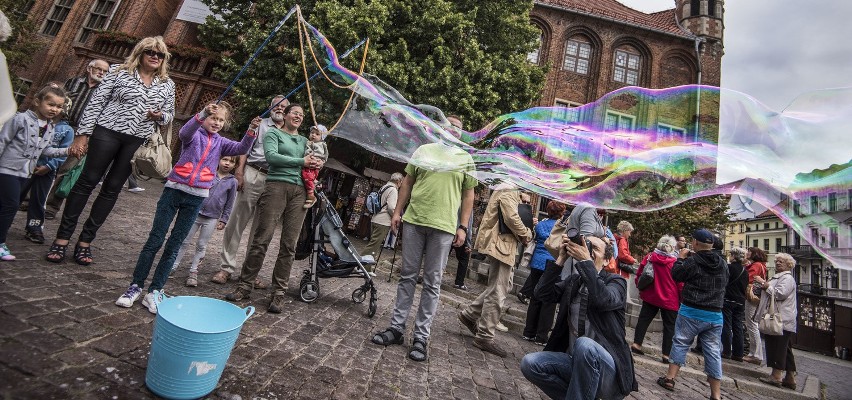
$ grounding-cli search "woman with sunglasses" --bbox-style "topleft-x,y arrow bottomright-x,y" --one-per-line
46,36 -> 175,265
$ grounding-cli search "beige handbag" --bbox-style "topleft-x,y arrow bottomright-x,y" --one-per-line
758,291 -> 783,336
133,122 -> 172,180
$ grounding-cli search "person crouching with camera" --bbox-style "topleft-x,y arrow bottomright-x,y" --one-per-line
520,233 -> 637,399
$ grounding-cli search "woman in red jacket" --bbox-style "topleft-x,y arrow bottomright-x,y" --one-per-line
614,220 -> 636,278
631,235 -> 683,363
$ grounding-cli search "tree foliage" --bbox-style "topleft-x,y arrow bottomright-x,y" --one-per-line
1,0 -> 44,83
613,195 -> 732,256
198,0 -> 546,132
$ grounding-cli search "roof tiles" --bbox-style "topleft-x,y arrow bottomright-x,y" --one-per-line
536,0 -> 693,37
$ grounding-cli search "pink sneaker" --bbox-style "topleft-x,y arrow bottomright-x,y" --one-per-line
0,243 -> 16,261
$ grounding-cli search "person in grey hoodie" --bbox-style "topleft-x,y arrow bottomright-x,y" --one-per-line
171,155 -> 239,286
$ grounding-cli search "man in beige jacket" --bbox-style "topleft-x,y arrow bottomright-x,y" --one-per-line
459,187 -> 531,357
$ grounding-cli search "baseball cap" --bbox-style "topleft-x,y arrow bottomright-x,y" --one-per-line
692,229 -> 715,244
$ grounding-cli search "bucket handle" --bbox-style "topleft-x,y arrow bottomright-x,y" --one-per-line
243,306 -> 255,321
152,290 -> 170,307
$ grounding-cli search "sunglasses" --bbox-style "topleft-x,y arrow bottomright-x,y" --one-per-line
143,49 -> 166,60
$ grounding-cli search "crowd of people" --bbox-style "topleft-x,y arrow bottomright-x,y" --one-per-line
1,26 -> 805,400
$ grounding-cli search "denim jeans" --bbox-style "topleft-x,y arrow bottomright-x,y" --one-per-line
132,188 -> 204,292
521,337 -> 620,400
722,300 -> 745,358
670,313 -> 724,380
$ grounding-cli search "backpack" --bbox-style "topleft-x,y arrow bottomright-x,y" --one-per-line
365,185 -> 390,215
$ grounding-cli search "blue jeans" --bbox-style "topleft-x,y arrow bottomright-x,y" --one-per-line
132,188 -> 204,292
521,337 -> 620,400
670,314 -> 724,380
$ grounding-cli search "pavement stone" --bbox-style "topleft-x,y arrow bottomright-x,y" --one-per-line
0,179 -> 841,399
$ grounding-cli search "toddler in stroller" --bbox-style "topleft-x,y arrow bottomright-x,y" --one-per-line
295,191 -> 378,317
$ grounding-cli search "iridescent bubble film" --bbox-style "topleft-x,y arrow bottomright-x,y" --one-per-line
300,19 -> 852,269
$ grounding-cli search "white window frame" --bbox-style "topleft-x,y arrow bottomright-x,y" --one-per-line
613,49 -> 641,85
604,111 -> 635,132
41,0 -> 76,37
554,99 -> 582,123
13,78 -> 32,105
657,123 -> 686,141
563,38 -> 591,75
527,32 -> 543,64
76,0 -> 122,43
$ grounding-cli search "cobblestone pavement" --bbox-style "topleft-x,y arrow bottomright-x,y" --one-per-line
792,349 -> 852,400
0,180 -> 836,399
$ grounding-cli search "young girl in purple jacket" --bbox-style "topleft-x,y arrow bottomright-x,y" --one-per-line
170,155 -> 238,287
115,102 -> 260,313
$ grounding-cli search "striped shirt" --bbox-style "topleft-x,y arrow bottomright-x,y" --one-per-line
62,76 -> 97,128
77,64 -> 175,138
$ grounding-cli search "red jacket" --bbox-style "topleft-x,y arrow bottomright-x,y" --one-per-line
747,261 -> 767,283
636,251 -> 683,311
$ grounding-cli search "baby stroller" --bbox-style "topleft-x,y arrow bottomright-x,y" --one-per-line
296,190 -> 378,317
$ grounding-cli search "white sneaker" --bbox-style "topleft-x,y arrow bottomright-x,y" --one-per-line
368,271 -> 377,277
128,187 -> 145,193
496,322 -> 509,332
115,284 -> 142,307
142,290 -> 164,314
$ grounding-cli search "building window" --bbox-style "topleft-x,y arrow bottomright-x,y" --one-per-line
690,0 -> 701,16
739,224 -> 744,233
776,238 -> 782,252
753,239 -> 758,248
613,49 -> 641,85
13,78 -> 31,105
563,38 -> 591,75
657,124 -> 686,140
829,227 -> 838,248
793,200 -> 801,216
763,239 -> 770,251
811,227 -> 819,243
604,111 -> 634,132
708,0 -> 717,17
77,0 -> 120,43
554,100 -> 582,123
42,0 -> 76,36
828,192 -> 837,212
810,195 -> 819,214
848,189 -> 852,210
738,240 -> 743,247
764,223 -> 770,230
527,32 -> 542,64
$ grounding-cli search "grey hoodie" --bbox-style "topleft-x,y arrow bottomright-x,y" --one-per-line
0,110 -> 68,178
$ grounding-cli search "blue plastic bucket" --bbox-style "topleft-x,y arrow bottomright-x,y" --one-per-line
145,295 -> 254,400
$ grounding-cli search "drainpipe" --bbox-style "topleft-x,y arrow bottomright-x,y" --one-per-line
694,37 -> 705,140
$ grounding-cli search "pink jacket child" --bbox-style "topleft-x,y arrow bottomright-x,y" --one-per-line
636,250 -> 684,311
169,111 -> 255,187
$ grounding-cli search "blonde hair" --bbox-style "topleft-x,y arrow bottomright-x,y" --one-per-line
211,101 -> 234,131
656,235 -> 677,253
120,36 -> 171,80
775,253 -> 796,271
617,220 -> 634,234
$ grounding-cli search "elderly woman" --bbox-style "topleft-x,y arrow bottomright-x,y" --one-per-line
754,253 -> 798,390
631,235 -> 682,363
614,220 -> 636,278
520,200 -> 566,345
722,247 -> 748,361
226,104 -> 323,314
47,36 -> 175,265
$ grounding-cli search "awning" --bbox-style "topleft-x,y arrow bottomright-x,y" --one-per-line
363,167 -> 391,182
324,158 -> 363,178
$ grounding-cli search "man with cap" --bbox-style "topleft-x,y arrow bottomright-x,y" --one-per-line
656,229 -> 728,400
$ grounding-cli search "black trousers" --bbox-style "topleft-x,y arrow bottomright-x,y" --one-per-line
21,172 -> 56,233
763,330 -> 796,372
452,245 -> 470,286
57,126 -> 144,243
633,301 -> 678,356
722,300 -> 745,358
522,268 -> 557,341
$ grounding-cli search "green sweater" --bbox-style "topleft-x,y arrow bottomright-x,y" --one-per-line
263,127 -> 307,185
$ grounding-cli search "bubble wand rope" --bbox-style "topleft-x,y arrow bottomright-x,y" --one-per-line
259,38 -> 367,118
215,5 -> 297,103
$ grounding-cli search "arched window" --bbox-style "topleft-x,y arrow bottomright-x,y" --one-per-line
527,31 -> 543,64
612,47 -> 641,85
563,38 -> 591,74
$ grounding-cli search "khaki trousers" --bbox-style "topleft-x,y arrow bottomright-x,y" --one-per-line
462,255 -> 515,340
218,166 -> 267,274
363,223 -> 391,266
237,181 -> 307,296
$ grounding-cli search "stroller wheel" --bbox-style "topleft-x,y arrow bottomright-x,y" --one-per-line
300,280 -> 320,303
368,298 -> 377,318
352,288 -> 367,304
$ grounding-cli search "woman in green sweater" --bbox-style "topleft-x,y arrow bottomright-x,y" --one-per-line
225,104 -> 323,313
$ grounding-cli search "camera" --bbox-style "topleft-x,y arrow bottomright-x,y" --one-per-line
566,227 -> 595,257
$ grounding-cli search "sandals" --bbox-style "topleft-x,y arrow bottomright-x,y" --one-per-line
758,377 -> 782,388
45,242 -> 68,263
408,338 -> 428,362
73,244 -> 93,265
371,327 -> 404,346
656,376 -> 676,391
631,345 -> 645,355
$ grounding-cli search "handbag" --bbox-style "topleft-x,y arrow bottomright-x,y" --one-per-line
498,203 -> 533,234
637,256 -> 654,290
133,122 -> 172,180
758,290 -> 784,336
56,156 -> 86,199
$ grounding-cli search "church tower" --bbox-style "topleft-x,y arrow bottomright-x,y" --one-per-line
675,0 -> 724,86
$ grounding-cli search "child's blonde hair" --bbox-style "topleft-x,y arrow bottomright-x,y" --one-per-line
211,101 -> 235,131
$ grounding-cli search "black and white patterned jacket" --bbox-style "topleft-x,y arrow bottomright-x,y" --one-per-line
77,64 -> 175,138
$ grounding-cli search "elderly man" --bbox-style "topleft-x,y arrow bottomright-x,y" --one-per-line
211,95 -> 289,287
522,234 -> 637,399
459,186 -> 531,357
362,172 -> 403,270
370,120 -> 477,363
44,59 -> 110,220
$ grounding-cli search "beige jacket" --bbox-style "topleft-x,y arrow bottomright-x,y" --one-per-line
474,190 -> 532,267
752,270 -> 798,333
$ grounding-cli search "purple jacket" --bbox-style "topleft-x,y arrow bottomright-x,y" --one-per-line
199,174 -> 238,223
167,114 -> 255,189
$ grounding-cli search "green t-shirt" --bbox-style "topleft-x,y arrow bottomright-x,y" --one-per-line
402,142 -> 478,234
263,127 -> 307,185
